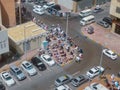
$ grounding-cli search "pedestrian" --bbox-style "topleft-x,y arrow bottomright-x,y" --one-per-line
75,56 -> 80,63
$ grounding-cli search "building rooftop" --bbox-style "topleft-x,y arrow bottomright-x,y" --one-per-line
8,21 -> 46,44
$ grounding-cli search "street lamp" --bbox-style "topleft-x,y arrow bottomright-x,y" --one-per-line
99,43 -> 107,79
65,12 -> 69,44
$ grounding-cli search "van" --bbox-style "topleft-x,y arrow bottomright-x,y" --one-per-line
79,9 -> 92,17
80,15 -> 95,26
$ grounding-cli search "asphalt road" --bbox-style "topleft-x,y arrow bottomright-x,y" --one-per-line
6,2 -> 120,90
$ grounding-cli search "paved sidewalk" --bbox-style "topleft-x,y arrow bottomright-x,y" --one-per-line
81,23 -> 120,56
78,74 -> 120,90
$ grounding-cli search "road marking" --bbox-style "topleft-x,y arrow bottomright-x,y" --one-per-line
14,78 -> 21,86
72,71 -> 80,76
26,75 -> 32,81
47,68 -> 52,71
37,71 -> 41,76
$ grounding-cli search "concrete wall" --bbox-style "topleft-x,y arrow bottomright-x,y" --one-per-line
110,0 -> 120,19
0,0 -> 16,27
57,0 -> 73,10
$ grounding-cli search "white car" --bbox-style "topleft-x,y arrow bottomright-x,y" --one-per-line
55,84 -> 71,90
102,49 -> 117,60
33,8 -> 45,15
0,71 -> 15,86
86,66 -> 104,78
33,5 -> 42,9
41,54 -> 55,66
21,61 -> 37,76
43,1 -> 55,9
90,82 -> 109,90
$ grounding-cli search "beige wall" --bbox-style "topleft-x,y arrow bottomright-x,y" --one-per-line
110,0 -> 120,19
0,0 -> 16,27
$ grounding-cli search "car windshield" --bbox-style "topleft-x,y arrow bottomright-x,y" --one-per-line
73,78 -> 78,82
89,70 -> 94,74
17,70 -> 22,75
46,58 -> 52,61
56,79 -> 61,83
5,76 -> 12,80
27,65 -> 33,70
112,53 -> 116,56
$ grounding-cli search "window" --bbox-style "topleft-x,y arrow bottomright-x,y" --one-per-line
117,0 -> 120,2
116,7 -> 120,14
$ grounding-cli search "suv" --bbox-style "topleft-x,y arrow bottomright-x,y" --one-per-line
102,17 -> 112,25
10,65 -> 26,81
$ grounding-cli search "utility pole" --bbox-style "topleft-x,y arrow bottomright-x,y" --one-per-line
19,0 -> 22,24
66,12 -> 69,44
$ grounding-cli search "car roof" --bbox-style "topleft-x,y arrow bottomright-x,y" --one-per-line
2,72 -> 10,78
58,75 -> 68,81
43,55 -> 50,59
22,61 -> 31,66
10,65 -> 20,72
107,50 -> 114,54
91,67 -> 98,72
56,85 -> 66,89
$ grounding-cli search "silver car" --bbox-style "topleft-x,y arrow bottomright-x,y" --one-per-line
10,65 -> 26,81
55,74 -> 72,86
71,75 -> 88,87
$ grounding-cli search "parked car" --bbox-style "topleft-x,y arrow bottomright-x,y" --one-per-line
41,54 -> 55,66
86,66 -> 104,78
10,64 -> 26,81
87,26 -> 94,34
21,61 -> 37,76
55,84 -> 71,90
93,5 -> 104,13
84,86 -> 93,90
43,1 -> 55,9
0,81 -> 5,90
33,5 -> 42,9
71,75 -> 89,87
103,17 -> 112,25
102,49 -> 118,60
33,8 -> 45,15
55,74 -> 72,86
90,82 -> 109,90
31,57 -> 46,71
0,71 -> 16,86
97,21 -> 109,28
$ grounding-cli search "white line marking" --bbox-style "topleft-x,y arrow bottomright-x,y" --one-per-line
72,71 -> 80,76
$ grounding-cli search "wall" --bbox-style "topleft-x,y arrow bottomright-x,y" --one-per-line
110,0 -> 120,19
0,0 -> 16,27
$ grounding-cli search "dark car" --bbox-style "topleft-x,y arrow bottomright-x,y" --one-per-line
0,82 -> 5,90
93,7 -> 104,13
71,75 -> 89,87
97,21 -> 109,28
103,17 -> 112,25
118,72 -> 120,77
87,26 -> 94,34
31,57 -> 46,71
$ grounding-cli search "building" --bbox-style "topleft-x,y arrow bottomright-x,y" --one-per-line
110,0 -> 120,34
8,21 -> 46,55
0,0 -> 16,27
53,0 -> 80,12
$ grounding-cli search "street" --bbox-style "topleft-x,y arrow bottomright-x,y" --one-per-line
5,1 -> 120,90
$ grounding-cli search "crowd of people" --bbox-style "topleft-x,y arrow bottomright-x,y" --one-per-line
33,19 -> 84,65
